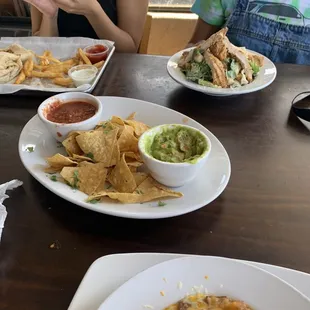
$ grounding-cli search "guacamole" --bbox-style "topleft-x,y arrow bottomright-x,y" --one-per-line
146,125 -> 208,164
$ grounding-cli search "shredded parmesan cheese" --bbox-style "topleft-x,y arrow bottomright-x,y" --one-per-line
177,281 -> 183,290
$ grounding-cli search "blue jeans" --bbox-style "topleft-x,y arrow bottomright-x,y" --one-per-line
225,0 -> 310,64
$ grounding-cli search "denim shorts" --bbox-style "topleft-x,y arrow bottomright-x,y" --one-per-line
225,0 -> 310,64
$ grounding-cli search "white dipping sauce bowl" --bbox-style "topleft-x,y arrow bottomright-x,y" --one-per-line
68,65 -> 98,87
138,124 -> 211,187
37,92 -> 102,142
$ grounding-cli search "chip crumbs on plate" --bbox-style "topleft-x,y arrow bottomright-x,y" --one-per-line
44,114 -> 183,204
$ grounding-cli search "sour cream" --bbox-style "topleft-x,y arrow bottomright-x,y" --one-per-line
68,65 -> 98,87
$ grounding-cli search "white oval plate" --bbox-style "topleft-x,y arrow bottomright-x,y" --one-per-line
18,97 -> 230,219
98,256 -> 310,310
167,48 -> 277,97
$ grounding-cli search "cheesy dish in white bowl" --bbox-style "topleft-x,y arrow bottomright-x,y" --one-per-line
97,256 -> 310,310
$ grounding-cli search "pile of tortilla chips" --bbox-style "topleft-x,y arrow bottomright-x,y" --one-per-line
45,113 -> 183,204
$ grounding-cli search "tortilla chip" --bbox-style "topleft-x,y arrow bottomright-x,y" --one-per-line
76,129 -> 118,166
111,116 -> 125,126
147,178 -> 183,197
78,161 -> 93,167
76,162 -> 106,195
127,161 -> 143,169
68,130 -> 89,137
95,121 -> 117,132
60,162 -> 107,195
124,152 -> 143,170
128,166 -> 137,173
44,166 -> 62,174
46,153 -> 77,168
124,124 -> 135,136
109,142 -> 120,166
106,166 -> 113,175
71,154 -> 94,162
88,176 -> 182,203
118,126 -> 139,153
95,179 -> 108,193
108,153 -> 136,193
62,134 -> 83,156
124,120 -> 149,137
123,152 -> 142,162
133,172 -> 148,187
126,112 -> 136,120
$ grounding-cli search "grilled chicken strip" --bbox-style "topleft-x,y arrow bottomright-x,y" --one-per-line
203,50 -> 228,88
222,37 -> 253,82
198,27 -> 228,51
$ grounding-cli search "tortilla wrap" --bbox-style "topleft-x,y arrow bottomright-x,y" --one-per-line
0,52 -> 22,84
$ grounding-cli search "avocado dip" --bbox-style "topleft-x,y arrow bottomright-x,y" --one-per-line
145,125 -> 208,164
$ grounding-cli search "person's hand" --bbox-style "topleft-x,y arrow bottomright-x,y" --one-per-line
25,0 -> 58,18
54,0 -> 100,16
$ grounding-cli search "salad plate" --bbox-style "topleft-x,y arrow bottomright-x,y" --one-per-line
167,28 -> 277,97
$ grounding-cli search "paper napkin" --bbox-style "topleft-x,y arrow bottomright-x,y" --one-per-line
0,180 -> 23,241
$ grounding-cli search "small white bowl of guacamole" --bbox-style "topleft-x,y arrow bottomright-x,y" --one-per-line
138,124 -> 211,187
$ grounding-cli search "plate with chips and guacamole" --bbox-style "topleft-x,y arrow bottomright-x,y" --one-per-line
18,96 -> 231,219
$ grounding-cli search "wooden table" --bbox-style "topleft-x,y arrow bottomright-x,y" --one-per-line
1,54 -> 310,309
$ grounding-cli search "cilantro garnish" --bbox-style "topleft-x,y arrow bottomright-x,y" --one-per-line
50,175 -> 57,182
86,152 -> 94,160
72,170 -> 79,189
158,201 -> 166,207
135,189 -> 144,194
26,146 -> 34,153
88,199 -> 99,204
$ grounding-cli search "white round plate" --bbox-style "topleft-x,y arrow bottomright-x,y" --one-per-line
98,256 -> 310,310
167,48 -> 277,96
19,97 -> 230,219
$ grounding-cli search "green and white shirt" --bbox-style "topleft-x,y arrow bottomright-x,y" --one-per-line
191,0 -> 310,27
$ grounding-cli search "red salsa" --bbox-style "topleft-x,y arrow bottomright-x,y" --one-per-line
46,101 -> 97,124
85,44 -> 108,64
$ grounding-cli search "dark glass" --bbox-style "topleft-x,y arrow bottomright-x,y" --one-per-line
292,91 -> 310,121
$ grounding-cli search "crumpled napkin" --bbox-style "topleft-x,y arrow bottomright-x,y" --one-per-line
0,180 -> 23,241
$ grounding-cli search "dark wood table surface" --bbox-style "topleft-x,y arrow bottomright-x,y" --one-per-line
1,53 -> 310,309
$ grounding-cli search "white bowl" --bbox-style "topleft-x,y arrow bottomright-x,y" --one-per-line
98,256 -> 310,310
138,124 -> 211,187
37,92 -> 102,142
167,48 -> 277,97
68,65 -> 98,87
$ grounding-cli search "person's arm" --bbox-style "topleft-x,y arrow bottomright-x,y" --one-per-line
54,0 -> 148,52
188,18 -> 220,46
31,5 -> 58,37
86,0 -> 148,52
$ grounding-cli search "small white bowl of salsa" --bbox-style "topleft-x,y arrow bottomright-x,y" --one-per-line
83,43 -> 110,64
138,124 -> 211,187
38,92 -> 102,142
